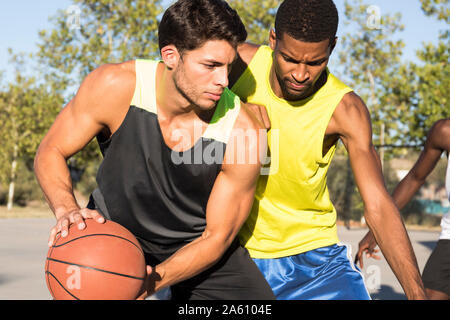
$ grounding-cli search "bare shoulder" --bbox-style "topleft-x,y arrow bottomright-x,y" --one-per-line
234,101 -> 266,132
80,60 -> 135,100
429,118 -> 450,151
229,43 -> 260,88
430,118 -> 450,136
338,92 -> 370,117
72,61 -> 136,123
328,91 -> 371,137
237,42 -> 260,65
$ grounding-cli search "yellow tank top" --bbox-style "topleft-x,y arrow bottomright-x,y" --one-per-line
232,46 -> 353,258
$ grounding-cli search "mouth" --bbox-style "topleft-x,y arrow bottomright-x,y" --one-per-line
286,80 -> 308,91
205,92 -> 223,101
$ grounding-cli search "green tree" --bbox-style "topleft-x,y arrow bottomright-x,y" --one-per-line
228,0 -> 278,44
338,0 -> 407,167
36,0 -> 164,192
404,0 -> 450,144
0,52 -> 63,210
37,0 -> 163,89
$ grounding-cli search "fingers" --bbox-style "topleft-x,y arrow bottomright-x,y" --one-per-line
48,209 -> 105,247
86,208 -> 105,224
367,248 -> 381,260
136,266 -> 153,300
355,250 -> 364,269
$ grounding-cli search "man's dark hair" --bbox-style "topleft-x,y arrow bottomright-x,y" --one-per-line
275,0 -> 338,44
158,0 -> 247,53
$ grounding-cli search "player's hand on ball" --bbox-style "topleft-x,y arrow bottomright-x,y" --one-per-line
136,265 -> 156,300
48,208 -> 105,247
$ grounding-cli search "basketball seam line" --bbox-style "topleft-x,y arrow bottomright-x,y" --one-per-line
46,257 -> 146,280
52,233 -> 143,254
46,271 -> 81,300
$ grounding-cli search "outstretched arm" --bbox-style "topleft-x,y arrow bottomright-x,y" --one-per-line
328,92 -> 427,299
356,119 -> 449,267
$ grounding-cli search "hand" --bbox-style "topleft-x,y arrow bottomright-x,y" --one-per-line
48,208 -> 105,247
354,230 -> 381,268
136,265 -> 158,300
246,103 -> 271,130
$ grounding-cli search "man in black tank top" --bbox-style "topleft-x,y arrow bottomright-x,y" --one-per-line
34,0 -> 274,300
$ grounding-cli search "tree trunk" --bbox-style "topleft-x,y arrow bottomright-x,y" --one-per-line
7,144 -> 18,211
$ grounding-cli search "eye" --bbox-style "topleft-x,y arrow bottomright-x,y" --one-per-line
282,55 -> 297,64
203,64 -> 216,69
308,59 -> 326,66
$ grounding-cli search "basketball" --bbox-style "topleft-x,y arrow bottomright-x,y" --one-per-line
45,219 -> 147,300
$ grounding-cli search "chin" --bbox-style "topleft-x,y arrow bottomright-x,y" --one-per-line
284,87 -> 312,101
197,101 -> 217,111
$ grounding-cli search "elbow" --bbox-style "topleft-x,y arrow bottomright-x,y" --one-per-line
33,144 -> 44,175
363,196 -> 403,229
201,230 -> 237,263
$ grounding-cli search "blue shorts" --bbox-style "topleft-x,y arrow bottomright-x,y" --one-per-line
252,243 -> 371,300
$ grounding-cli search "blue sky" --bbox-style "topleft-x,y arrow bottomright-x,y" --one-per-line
0,0 -> 447,83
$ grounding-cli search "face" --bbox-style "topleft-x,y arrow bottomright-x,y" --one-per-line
269,30 -> 335,101
171,40 -> 236,110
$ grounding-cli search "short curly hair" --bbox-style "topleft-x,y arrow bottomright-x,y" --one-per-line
275,0 -> 339,44
158,0 -> 247,53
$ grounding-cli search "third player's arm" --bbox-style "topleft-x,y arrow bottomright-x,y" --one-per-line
357,120 -> 448,266
330,92 -> 427,300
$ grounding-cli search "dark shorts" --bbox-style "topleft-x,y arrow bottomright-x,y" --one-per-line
167,239 -> 276,300
422,239 -> 450,295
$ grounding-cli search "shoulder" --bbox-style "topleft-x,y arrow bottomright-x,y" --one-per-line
70,60 -> 136,127
81,61 -> 135,97
328,91 -> 371,137
337,92 -> 370,116
430,118 -> 450,136
237,42 -> 260,65
234,101 -> 266,132
428,118 -> 450,151
229,43 -> 261,88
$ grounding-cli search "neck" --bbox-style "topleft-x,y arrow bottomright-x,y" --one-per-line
156,62 -> 193,116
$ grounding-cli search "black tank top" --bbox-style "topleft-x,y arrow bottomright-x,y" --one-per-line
89,60 -> 241,262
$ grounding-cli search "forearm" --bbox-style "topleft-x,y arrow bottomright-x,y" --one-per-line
152,232 -> 231,291
34,146 -> 80,218
365,200 -> 426,299
391,173 -> 425,211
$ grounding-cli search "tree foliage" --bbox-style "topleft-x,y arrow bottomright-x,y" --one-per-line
0,51 -> 63,208
228,0 -> 278,44
338,0 -> 406,154
37,0 -> 163,91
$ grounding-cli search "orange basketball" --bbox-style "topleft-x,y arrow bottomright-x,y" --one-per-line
45,219 -> 146,300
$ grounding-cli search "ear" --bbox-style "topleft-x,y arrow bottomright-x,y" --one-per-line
269,29 -> 277,51
160,45 -> 180,70
329,37 -> 337,55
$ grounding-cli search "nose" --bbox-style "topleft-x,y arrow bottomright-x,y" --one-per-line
291,64 -> 309,84
214,66 -> 229,88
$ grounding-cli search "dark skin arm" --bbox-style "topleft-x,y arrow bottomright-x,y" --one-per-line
228,43 -> 271,130
327,92 -> 427,299
356,119 -> 450,268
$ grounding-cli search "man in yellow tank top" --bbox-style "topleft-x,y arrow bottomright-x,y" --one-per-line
230,0 -> 427,300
